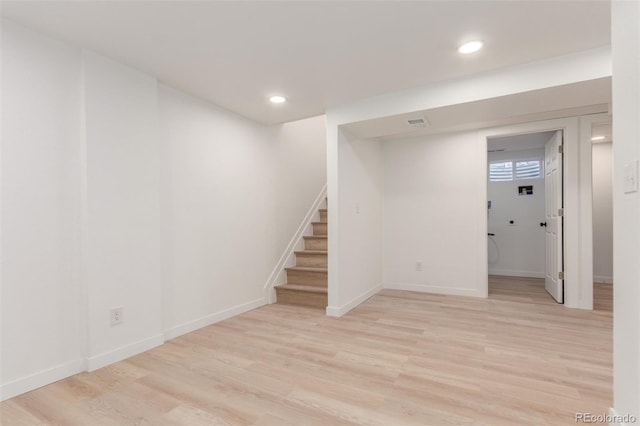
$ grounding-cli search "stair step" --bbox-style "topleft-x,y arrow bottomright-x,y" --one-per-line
295,250 -> 328,268
312,222 -> 327,236
303,235 -> 327,251
277,203 -> 328,308
285,266 -> 327,286
275,284 -> 327,309
276,283 -> 327,293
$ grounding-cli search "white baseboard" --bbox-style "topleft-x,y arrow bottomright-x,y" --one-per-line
488,269 -> 545,279
2,297 -> 269,401
263,184 -> 327,303
383,282 -> 484,298
594,275 -> 614,284
164,296 -> 267,341
0,358 -> 85,401
87,334 -> 164,372
326,284 -> 382,317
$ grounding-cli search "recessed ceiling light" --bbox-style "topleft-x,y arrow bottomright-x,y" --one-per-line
458,40 -> 483,55
591,136 -> 606,141
269,95 -> 286,104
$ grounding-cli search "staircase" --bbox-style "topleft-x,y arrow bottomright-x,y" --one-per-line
275,206 -> 327,309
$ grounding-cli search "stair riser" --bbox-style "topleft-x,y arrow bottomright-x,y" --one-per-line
296,253 -> 328,268
275,288 -> 327,309
286,270 -> 327,286
319,210 -> 327,222
304,238 -> 327,251
312,223 -> 327,236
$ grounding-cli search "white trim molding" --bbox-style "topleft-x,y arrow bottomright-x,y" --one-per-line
1,296 -> 270,401
326,283 -> 382,317
164,297 -> 267,341
263,183 -> 327,303
383,282 -> 484,298
0,358 -> 86,402
579,113 -> 612,310
86,334 -> 164,372
489,270 -> 545,279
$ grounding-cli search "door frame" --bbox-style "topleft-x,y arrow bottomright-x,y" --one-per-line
579,113 -> 613,310
479,114 -> 606,309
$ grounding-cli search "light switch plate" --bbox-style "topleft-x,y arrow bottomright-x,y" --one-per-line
624,160 -> 639,194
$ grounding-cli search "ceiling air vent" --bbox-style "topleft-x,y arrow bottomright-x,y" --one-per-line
407,117 -> 428,128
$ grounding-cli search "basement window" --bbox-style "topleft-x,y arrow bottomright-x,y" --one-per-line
489,160 -> 542,181
515,160 -> 541,179
489,161 -> 513,181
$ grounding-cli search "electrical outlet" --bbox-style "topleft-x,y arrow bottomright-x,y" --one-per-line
110,307 -> 123,326
416,261 -> 423,272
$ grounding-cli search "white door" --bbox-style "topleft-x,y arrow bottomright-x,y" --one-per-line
544,131 -> 564,303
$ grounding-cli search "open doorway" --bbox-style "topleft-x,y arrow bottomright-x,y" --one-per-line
591,122 -> 614,312
487,131 -> 563,305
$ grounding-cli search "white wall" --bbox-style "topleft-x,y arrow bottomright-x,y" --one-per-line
159,90 -> 327,338
1,20 -> 85,399
326,129 -> 383,316
591,142 -> 613,283
612,1 -> 640,421
1,21 -> 327,399
83,51 -> 164,370
382,131 -> 487,297
271,116 -> 328,253
488,148 -> 546,278
158,85 -> 276,338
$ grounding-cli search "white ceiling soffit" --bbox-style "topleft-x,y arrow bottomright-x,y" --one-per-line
0,1 -> 611,125
344,77 -> 611,140
488,131 -> 556,152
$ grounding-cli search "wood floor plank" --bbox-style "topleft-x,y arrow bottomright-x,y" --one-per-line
1,277 -> 612,425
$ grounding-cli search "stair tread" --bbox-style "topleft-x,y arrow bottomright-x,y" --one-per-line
285,266 -> 327,272
276,283 -> 327,293
295,250 -> 327,254
304,235 -> 327,239
312,221 -> 327,225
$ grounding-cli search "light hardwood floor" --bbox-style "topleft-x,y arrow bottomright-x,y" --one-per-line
489,275 -> 613,312
1,279 -> 612,425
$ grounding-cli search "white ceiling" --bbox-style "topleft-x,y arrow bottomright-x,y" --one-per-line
1,1 -> 611,125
